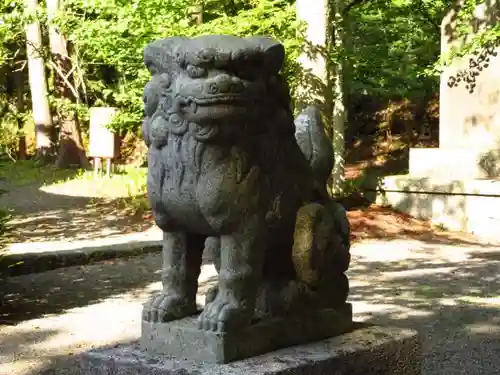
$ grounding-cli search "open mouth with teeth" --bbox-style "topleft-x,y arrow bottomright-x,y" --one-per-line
187,94 -> 247,106
177,95 -> 253,121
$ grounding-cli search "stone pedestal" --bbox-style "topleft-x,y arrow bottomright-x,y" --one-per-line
142,304 -> 353,364
77,324 -> 421,375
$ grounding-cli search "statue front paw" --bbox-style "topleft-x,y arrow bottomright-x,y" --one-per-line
205,284 -> 218,304
142,292 -> 197,323
198,294 -> 252,333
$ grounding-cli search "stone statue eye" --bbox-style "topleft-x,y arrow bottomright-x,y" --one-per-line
159,93 -> 173,112
187,64 -> 207,78
207,82 -> 219,94
173,47 -> 185,63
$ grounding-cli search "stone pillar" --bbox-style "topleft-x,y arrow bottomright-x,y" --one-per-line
439,0 -> 500,151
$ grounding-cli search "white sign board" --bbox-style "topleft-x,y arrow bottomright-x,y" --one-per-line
88,107 -> 119,159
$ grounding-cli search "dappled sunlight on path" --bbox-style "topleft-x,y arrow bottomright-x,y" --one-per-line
0,253 -> 216,375
1,239 -> 500,374
348,239 -> 500,374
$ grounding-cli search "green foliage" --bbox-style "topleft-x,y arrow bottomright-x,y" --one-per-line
0,0 -> 25,66
54,0 -> 300,133
349,0 -> 454,99
0,114 -> 21,160
429,0 -> 500,74
1,0 -> 495,159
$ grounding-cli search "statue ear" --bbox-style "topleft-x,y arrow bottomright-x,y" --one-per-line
144,44 -> 161,74
144,36 -> 187,73
247,36 -> 285,74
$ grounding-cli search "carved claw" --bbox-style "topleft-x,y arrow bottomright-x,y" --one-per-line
142,292 -> 197,323
198,294 -> 252,333
204,284 -> 219,305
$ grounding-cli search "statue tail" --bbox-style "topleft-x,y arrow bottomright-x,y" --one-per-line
294,105 -> 334,191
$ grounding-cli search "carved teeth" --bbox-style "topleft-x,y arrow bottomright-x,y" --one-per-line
190,100 -> 198,113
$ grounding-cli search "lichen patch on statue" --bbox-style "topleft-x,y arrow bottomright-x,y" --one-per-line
141,34 -> 351,334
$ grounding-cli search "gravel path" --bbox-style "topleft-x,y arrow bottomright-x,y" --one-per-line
2,238 -> 500,375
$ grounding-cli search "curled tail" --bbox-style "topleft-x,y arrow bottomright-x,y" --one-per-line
293,107 -> 351,308
294,105 -> 334,192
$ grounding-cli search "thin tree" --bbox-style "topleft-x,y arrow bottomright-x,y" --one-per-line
47,0 -> 90,168
296,0 -> 347,195
13,67 -> 27,160
24,0 -> 54,162
329,0 -> 347,195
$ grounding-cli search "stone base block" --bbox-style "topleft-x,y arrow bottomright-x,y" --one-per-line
78,324 -> 421,375
408,147 -> 500,179
141,304 -> 353,364
377,175 -> 500,240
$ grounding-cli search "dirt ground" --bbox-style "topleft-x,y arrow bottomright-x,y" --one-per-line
0,176 -> 152,247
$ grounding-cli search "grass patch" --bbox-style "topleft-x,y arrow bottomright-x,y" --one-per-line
1,160 -> 150,217
47,165 -> 148,198
45,165 -> 150,216
61,165 -> 149,216
0,159 -> 83,187
0,160 -> 147,197
67,166 -> 150,216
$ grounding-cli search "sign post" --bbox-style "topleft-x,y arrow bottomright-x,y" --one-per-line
88,107 -> 119,177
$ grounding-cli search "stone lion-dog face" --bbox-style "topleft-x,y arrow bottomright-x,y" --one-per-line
142,35 -> 291,149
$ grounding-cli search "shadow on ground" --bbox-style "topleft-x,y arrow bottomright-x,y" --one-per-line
0,253 -> 214,325
4,196 -> 152,244
348,243 -> 500,374
1,187 -> 152,247
0,160 -> 152,247
1,240 -> 500,374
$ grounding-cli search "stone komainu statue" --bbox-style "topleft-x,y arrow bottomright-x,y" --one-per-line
141,35 -> 350,333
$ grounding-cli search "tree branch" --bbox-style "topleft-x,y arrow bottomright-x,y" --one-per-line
49,60 -> 80,100
416,0 -> 440,34
345,0 -> 368,13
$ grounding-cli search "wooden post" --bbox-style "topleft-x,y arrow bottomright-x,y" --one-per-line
94,157 -> 102,178
106,158 -> 112,178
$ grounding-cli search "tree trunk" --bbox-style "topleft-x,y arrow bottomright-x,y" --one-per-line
24,0 -> 54,162
296,0 -> 328,111
329,0 -> 347,195
296,0 -> 347,196
191,2 -> 204,25
46,0 -> 90,169
14,68 -> 27,160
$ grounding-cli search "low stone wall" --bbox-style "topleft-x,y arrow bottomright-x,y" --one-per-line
375,175 -> 500,240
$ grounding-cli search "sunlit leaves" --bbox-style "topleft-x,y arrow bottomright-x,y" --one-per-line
348,0 -> 454,98
51,0 -> 299,132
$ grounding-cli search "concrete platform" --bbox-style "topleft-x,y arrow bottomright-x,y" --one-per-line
77,324 -> 421,375
376,175 -> 500,239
